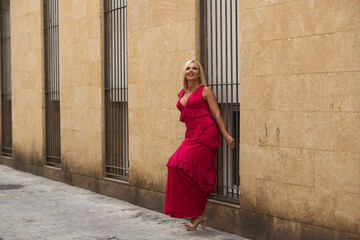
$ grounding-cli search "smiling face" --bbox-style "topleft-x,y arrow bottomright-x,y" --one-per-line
185,62 -> 200,83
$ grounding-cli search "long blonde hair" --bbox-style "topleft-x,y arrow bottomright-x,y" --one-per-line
182,60 -> 206,90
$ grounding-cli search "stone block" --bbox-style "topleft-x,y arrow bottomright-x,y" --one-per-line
127,0 -> 148,6
151,81 -> 180,110
85,38 -> 101,64
313,188 -> 336,229
335,192 -> 360,234
331,72 -> 360,112
240,110 -> 257,144
128,56 -> 149,83
147,25 -> 173,55
148,0 -> 196,28
26,11 -> 42,31
255,179 -> 316,224
239,0 -> 295,10
241,72 -> 360,112
127,1 -> 148,31
334,31 -> 360,72
59,44 -> 74,69
334,113 -> 360,153
240,38 -> 293,76
127,29 -> 150,57
87,15 -> 102,40
161,135 -> 184,161
61,107 -> 101,132
170,50 -> 197,83
147,53 -> 171,82
128,82 -> 151,110
70,0 -> 87,20
292,34 -> 336,74
257,110 -> 335,151
12,31 -> 30,54
239,175 -> 257,211
248,144 -> 314,186
168,21 -> 196,53
147,108 -> 183,138
61,129 -> 77,154
314,151 -> 360,193
68,85 -> 102,109
240,0 -> 314,42
10,0 -> 29,18
59,21 -> 75,45
11,72 -> 29,91
28,29 -> 42,51
128,107 -> 151,137
77,130 -> 102,157
60,86 -> 75,109
72,41 -> 87,64
27,0 -> 42,13
314,0 -> 360,34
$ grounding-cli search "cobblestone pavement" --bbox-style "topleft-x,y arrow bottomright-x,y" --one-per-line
0,165 -> 249,240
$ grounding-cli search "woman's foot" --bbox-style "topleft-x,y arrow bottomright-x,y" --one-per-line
184,216 -> 206,231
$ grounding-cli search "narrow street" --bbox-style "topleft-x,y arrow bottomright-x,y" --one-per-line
0,165 -> 248,240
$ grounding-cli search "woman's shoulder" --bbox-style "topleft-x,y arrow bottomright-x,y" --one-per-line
201,86 -> 216,101
177,88 -> 185,97
202,86 -> 213,95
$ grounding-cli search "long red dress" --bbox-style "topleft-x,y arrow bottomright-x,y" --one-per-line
164,85 -> 221,218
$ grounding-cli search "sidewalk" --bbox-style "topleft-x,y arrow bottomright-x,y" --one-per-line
0,164 -> 249,240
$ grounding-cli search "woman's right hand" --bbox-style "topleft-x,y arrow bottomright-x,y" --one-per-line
225,135 -> 235,149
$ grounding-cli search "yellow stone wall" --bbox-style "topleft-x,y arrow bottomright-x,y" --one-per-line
239,0 -> 360,235
10,0 -> 45,164
59,1 -> 104,177
127,0 -> 200,192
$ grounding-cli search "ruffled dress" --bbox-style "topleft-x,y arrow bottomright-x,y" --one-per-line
164,85 -> 221,218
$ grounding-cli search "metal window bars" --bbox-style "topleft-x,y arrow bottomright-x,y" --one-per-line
104,0 -> 129,179
200,0 -> 240,202
44,0 -> 61,167
0,0 -> 12,157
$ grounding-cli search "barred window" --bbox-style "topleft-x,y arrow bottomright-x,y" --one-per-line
200,0 -> 240,202
104,0 -> 129,179
1,0 -> 12,157
44,0 -> 61,167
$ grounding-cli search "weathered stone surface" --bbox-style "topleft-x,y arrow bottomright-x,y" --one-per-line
10,0 -> 44,166
59,0 -> 104,177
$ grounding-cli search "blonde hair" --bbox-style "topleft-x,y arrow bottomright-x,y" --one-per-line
182,60 -> 206,90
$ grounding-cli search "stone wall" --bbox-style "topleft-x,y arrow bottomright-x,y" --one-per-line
59,1 -> 104,178
10,0 -> 44,165
239,0 -> 360,238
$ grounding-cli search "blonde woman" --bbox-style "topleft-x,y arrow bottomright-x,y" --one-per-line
164,60 -> 235,230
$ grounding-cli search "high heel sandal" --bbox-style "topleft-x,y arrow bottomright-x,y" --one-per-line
184,217 -> 206,231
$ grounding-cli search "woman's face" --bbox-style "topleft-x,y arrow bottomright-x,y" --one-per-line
185,62 -> 200,83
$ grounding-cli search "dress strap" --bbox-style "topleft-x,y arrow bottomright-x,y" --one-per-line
178,89 -> 185,99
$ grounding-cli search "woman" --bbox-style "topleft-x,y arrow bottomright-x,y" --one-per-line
164,60 -> 235,231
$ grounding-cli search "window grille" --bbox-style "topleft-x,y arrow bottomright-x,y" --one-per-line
200,0 -> 240,202
44,0 -> 61,167
104,0 -> 129,179
0,0 -> 12,157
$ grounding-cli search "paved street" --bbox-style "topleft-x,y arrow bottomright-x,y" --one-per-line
0,164 -> 248,240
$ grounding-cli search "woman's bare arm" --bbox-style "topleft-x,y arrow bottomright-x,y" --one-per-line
203,86 -> 235,149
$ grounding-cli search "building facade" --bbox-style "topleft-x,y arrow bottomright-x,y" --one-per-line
0,0 -> 359,239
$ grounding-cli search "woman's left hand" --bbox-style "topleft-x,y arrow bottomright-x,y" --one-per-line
225,135 -> 235,149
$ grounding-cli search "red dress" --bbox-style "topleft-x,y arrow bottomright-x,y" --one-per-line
164,85 -> 221,218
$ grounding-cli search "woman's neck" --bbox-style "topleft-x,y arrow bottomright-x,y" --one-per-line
187,81 -> 200,92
